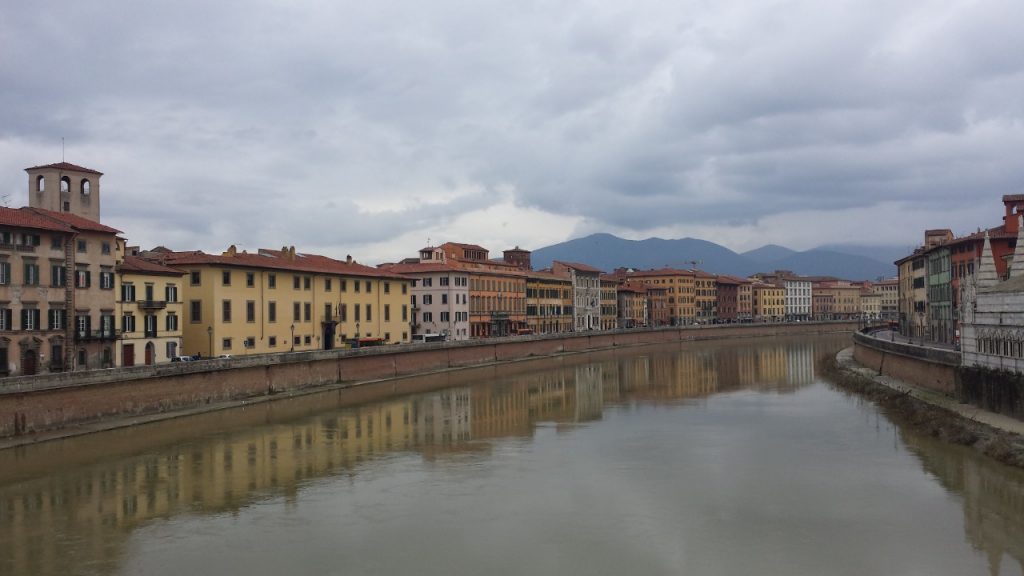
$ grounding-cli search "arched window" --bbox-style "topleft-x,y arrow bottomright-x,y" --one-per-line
60,176 -> 71,193
36,175 -> 45,192
81,179 -> 90,195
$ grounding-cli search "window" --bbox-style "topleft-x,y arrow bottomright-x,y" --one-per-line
99,271 -> 114,290
268,273 -> 276,289
340,280 -> 347,292
244,337 -> 255,348
268,301 -> 277,323
165,284 -> 178,302
51,236 -> 63,250
222,300 -> 232,322
441,311 -> 450,322
354,304 -> 361,322
293,275 -> 301,289
48,309 -> 66,330
293,336 -> 301,346
166,313 -> 179,332
325,278 -> 332,291
20,308 -> 40,331
269,336 -> 277,348
384,304 -> 390,322
74,268 -> 90,288
77,240 -> 87,253
423,295 -> 433,305
246,272 -> 255,287
190,300 -> 202,323
303,302 -> 311,322
246,301 -> 256,323
402,305 -> 407,322
384,282 -> 390,294
166,341 -> 177,359
366,304 -> 372,321
354,281 -> 360,293
440,277 -> 449,286
222,338 -> 232,350
304,276 -> 311,290
190,271 -> 201,286
51,265 -> 67,287
384,332 -> 390,341
402,283 -> 408,294
304,335 -> 311,345
293,302 -> 301,322
121,283 -> 136,302
0,308 -> 10,330
423,312 -> 433,322
101,242 -> 111,255
122,314 -> 136,333
340,303 -> 347,322
222,270 -> 231,286
144,315 -> 157,337
24,263 -> 39,285
0,262 -> 9,285
442,294 -> 448,305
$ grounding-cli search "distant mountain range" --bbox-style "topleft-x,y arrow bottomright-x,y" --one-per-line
529,233 -> 900,281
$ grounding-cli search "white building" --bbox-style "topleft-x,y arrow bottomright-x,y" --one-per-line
381,250 -> 470,341
553,261 -> 602,331
961,229 -> 1024,372
783,278 -> 813,321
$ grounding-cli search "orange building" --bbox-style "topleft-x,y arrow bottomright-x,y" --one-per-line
620,268 -> 695,325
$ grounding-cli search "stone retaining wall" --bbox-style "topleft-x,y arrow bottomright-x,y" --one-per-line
852,330 -> 961,395
1,322 -> 856,439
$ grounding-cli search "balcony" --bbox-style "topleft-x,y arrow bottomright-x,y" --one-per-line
15,245 -> 36,253
137,300 -> 167,310
76,329 -> 119,342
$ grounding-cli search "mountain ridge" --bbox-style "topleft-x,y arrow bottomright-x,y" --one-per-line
529,233 -> 897,280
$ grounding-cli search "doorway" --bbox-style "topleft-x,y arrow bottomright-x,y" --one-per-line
123,344 -> 135,367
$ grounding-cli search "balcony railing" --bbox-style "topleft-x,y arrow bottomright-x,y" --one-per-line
138,300 -> 167,310
76,329 -> 119,342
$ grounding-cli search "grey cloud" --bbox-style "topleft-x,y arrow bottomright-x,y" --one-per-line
2,0 -> 1022,257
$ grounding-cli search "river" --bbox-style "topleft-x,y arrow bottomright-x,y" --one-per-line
1,334 -> 1022,575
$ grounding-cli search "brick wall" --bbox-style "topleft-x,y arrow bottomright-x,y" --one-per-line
1,322 -> 857,439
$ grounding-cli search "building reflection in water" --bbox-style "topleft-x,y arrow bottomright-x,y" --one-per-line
4,335 -> 1018,575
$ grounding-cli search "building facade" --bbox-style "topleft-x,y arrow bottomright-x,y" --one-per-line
381,259 -> 470,341
115,254 -> 186,365
553,261 -> 602,331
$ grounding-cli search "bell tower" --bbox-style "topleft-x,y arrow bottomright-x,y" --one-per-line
24,162 -> 103,222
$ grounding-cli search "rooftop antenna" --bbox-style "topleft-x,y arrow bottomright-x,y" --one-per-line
61,137 -> 65,162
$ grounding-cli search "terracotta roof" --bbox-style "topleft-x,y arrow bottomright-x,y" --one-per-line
23,207 -> 121,234
380,262 -> 462,275
0,206 -> 74,233
118,255 -> 186,276
526,270 -> 570,282
1002,194 -> 1024,203
691,269 -> 716,278
164,248 -> 407,279
623,267 -> 694,278
553,261 -> 604,274
446,242 -> 488,252
25,162 -> 104,175
618,282 -> 648,294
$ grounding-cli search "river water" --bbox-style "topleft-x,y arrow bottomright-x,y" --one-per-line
1,334 -> 1023,576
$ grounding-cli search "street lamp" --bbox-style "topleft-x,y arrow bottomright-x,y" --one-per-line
206,325 -> 212,358
290,324 -> 295,351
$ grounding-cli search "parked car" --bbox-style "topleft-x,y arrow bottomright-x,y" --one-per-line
171,356 -> 195,363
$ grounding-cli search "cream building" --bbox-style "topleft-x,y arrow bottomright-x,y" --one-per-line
160,246 -> 411,357
115,254 -> 186,365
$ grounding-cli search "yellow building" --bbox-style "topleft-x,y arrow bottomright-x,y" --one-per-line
693,270 -> 717,324
622,268 -> 695,325
525,271 -> 573,334
752,282 -> 785,321
161,246 -> 411,357
115,254 -> 186,365
814,281 -> 862,319
600,277 -> 618,330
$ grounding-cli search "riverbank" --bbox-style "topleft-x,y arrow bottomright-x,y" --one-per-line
829,347 -> 1024,469
1,322 -> 858,448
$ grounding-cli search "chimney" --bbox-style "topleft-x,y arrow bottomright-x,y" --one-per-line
346,255 -> 353,264
223,244 -> 237,257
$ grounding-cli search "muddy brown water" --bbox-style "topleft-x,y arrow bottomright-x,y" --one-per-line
1,334 -> 1022,576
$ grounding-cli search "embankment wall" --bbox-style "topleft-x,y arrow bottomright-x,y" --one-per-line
1,322 -> 856,439
852,331 -> 961,395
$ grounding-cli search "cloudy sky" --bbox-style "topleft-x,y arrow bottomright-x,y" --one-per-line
2,0 -> 1022,263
